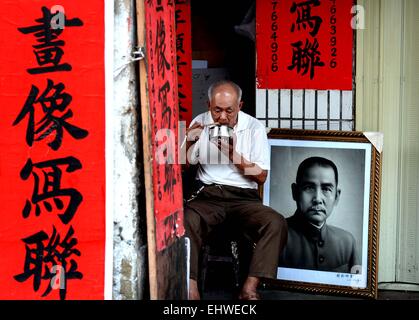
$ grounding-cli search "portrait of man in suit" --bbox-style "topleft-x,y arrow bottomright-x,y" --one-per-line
278,156 -> 361,273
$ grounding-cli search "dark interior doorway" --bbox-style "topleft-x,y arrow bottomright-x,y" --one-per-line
190,0 -> 256,117
188,1 -> 257,298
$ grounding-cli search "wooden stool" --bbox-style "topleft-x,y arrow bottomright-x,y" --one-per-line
198,220 -> 247,295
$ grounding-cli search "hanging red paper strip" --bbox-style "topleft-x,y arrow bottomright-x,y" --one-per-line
144,1 -> 185,252
0,1 -> 106,299
175,0 -> 193,126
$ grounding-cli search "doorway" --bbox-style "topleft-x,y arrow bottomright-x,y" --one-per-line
190,0 -> 256,117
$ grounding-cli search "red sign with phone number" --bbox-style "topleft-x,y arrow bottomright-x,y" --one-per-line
256,0 -> 353,90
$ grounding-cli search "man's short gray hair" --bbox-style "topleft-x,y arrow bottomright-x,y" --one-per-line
207,80 -> 242,102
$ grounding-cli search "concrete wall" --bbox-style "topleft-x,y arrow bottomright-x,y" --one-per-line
112,0 -> 147,299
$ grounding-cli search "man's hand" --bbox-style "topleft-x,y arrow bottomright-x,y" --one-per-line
183,122 -> 204,169
216,132 -> 237,162
216,136 -> 267,185
186,122 -> 204,143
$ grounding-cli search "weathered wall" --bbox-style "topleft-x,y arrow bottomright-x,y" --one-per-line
357,0 -> 419,289
112,0 -> 147,299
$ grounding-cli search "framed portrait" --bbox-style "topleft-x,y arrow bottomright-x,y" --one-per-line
262,129 -> 382,299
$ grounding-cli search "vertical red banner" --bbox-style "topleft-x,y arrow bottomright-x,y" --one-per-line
0,1 -> 106,299
144,1 -> 185,251
256,0 -> 353,90
175,0 -> 193,126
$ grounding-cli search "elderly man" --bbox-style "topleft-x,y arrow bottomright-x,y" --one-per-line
183,80 -> 287,300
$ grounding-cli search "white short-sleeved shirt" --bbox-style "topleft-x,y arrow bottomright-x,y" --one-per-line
188,111 -> 270,189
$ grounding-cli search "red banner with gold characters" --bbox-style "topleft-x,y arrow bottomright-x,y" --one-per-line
0,1 -> 106,299
144,1 -> 185,252
256,0 -> 353,90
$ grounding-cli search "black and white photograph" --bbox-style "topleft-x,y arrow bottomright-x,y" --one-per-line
263,129 -> 381,298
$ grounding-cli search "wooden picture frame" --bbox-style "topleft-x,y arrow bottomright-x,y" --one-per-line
262,129 -> 382,299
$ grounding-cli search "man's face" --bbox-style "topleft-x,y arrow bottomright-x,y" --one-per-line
208,84 -> 243,127
292,165 -> 341,227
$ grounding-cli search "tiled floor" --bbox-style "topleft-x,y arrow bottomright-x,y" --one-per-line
201,260 -> 419,300
260,289 -> 419,300
202,274 -> 419,300
203,288 -> 419,300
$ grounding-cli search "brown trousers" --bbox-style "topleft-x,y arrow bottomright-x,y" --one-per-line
184,183 -> 288,281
